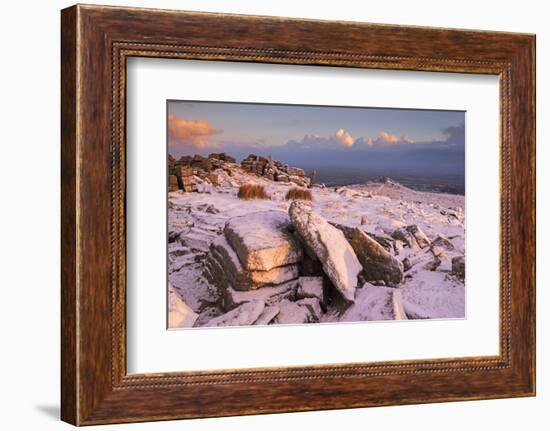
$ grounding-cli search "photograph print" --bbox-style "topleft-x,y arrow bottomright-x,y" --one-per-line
167,101 -> 466,329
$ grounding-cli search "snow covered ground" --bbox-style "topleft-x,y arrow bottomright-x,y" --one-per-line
167,162 -> 465,328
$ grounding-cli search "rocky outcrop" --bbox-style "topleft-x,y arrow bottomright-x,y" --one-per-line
168,174 -> 179,192
223,211 -> 303,272
208,169 -> 231,186
287,175 -> 310,188
349,228 -> 404,287
241,154 -> 312,188
204,235 -> 299,291
168,153 -> 238,192
201,210 -> 321,326
208,152 -> 236,163
169,152 -> 313,191
241,154 -> 270,176
286,166 -> 306,177
174,165 -> 197,192
204,211 -> 303,295
289,201 -> 362,303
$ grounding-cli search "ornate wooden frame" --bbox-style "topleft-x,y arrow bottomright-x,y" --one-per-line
61,4 -> 536,425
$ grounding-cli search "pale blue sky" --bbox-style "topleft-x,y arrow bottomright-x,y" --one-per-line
168,100 -> 464,150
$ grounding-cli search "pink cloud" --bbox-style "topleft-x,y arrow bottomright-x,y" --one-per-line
376,131 -> 414,145
168,114 -> 222,149
295,129 -> 356,149
333,128 -> 355,147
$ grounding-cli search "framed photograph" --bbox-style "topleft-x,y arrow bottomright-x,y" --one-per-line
61,4 -> 536,425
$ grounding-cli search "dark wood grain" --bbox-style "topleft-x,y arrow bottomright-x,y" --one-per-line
60,5 -> 78,425
61,4 -> 536,425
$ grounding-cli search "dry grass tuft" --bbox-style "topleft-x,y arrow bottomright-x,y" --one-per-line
238,184 -> 271,200
285,187 -> 313,201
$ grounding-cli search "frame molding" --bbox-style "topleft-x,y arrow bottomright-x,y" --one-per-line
61,4 -> 535,425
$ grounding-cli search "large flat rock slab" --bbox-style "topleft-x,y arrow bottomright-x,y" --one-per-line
289,201 -> 361,303
205,235 -> 299,291
224,210 -> 303,271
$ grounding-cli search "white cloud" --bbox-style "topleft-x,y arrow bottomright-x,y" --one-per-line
290,129 -> 413,149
